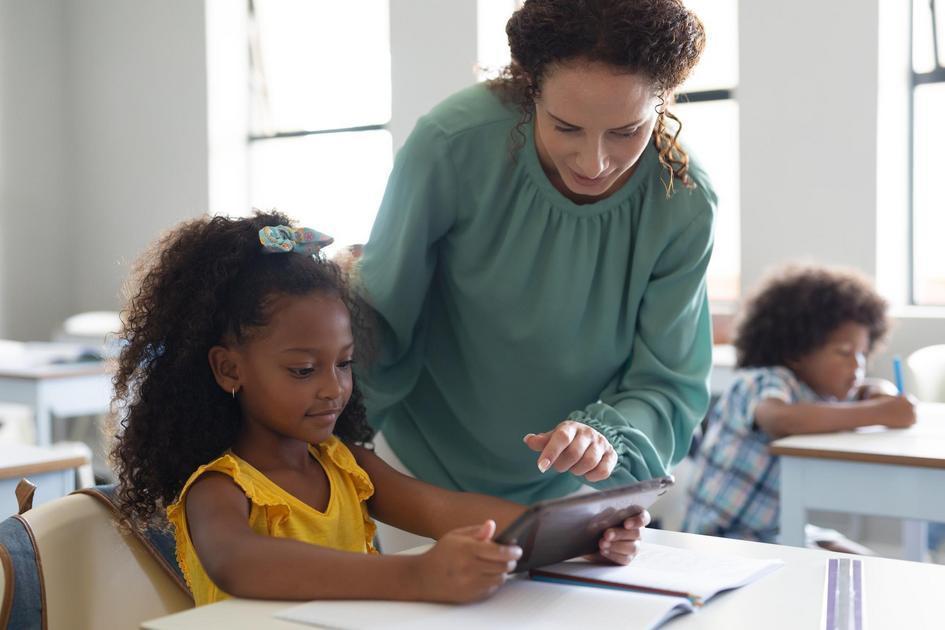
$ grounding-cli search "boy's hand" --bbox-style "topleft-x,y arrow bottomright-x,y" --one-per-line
523,421 -> 617,482
587,510 -> 651,565
415,520 -> 521,603
874,395 -> 917,429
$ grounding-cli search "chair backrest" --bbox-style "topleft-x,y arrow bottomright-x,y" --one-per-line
905,344 -> 945,403
2,491 -> 192,630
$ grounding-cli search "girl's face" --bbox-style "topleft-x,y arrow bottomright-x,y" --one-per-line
231,292 -> 354,446
789,321 -> 870,400
533,59 -> 659,203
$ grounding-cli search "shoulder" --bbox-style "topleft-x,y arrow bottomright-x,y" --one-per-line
421,83 -> 518,139
728,366 -> 805,403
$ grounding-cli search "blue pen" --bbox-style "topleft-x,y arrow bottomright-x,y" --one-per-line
893,355 -> 905,394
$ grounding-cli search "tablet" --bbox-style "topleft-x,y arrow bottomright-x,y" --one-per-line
494,475 -> 674,572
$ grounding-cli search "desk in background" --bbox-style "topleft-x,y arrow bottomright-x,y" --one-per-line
0,443 -> 89,517
0,362 -> 111,447
772,402 -> 945,561
141,527 -> 945,630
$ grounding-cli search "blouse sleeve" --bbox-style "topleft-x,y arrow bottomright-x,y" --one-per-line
569,196 -> 716,487
354,117 -> 459,426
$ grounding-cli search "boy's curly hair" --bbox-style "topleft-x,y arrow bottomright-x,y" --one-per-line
734,266 -> 890,369
110,211 -> 374,527
489,0 -> 706,194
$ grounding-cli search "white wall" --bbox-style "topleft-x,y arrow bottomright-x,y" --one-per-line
0,0 -> 71,339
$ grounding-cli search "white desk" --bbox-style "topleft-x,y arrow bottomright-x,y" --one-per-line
141,527 -> 945,629
0,362 -> 111,446
772,403 -> 945,562
0,443 -> 89,517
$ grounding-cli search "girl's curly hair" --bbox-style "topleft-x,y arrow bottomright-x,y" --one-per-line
110,211 -> 374,527
488,0 -> 706,195
735,266 -> 890,369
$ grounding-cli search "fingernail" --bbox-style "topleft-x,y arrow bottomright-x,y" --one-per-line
511,546 -> 523,559
601,542 -> 611,550
538,458 -> 551,473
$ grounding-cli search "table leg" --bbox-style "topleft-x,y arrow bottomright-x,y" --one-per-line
34,389 -> 52,446
902,520 -> 929,562
779,457 -> 807,547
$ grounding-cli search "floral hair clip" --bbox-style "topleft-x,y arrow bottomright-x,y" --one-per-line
259,225 -> 333,256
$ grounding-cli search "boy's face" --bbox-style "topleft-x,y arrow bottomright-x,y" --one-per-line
233,292 -> 354,446
790,321 -> 870,400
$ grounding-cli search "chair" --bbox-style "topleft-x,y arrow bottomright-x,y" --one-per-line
1,488 -> 192,629
905,344 -> 945,403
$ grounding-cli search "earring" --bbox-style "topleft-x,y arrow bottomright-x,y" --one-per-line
231,387 -> 236,399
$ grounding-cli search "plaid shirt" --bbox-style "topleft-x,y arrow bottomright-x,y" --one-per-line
681,366 -> 824,543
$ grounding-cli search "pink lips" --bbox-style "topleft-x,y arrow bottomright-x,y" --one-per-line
570,169 -> 608,186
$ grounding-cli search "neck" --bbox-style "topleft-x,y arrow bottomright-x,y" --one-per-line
232,418 -> 312,472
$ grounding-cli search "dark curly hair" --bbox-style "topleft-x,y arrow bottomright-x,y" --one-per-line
735,266 -> 890,369
489,0 -> 706,194
110,211 -> 375,527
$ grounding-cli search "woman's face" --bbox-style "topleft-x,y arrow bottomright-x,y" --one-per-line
533,60 -> 659,203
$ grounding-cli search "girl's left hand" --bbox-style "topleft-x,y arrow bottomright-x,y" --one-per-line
523,420 -> 617,482
591,510 -> 651,565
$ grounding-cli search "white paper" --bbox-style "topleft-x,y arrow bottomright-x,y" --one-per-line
538,542 -> 783,601
275,577 -> 693,630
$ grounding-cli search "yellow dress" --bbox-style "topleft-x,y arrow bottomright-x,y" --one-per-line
166,436 -> 378,605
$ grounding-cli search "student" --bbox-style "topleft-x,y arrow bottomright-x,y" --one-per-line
110,212 -> 646,606
682,266 -> 916,545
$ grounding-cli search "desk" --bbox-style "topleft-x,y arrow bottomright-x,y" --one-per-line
710,344 -> 736,397
0,363 -> 111,446
772,403 -> 945,561
141,528 -> 945,629
0,443 -> 89,517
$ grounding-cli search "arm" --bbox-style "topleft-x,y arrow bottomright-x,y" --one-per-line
354,118 -> 459,424
755,395 -> 916,439
350,444 -> 525,538
185,472 -> 519,603
528,203 -> 716,487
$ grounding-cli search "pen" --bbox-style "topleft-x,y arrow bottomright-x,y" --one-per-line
529,569 -> 704,607
892,355 -> 904,394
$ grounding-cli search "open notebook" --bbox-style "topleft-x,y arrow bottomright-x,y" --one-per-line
275,542 -> 783,630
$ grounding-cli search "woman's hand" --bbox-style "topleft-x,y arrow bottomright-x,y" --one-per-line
414,520 -> 521,603
589,510 -> 650,565
523,420 -> 617,482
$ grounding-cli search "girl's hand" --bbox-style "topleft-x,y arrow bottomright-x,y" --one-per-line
589,510 -> 651,565
523,421 -> 617,482
873,394 -> 917,429
415,520 -> 522,603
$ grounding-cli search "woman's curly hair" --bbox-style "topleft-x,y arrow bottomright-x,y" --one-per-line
489,0 -> 706,195
734,266 -> 890,369
110,211 -> 374,527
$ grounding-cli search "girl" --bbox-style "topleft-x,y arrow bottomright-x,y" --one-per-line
111,211 -> 646,606
682,266 -> 916,544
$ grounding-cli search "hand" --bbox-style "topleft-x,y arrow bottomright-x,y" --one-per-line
415,520 -> 522,603
874,395 -> 917,429
587,510 -> 651,565
331,244 -> 363,275
523,421 -> 617,482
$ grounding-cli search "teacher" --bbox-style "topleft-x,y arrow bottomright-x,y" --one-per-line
356,0 -> 714,510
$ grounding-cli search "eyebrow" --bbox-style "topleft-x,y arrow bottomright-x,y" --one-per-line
547,111 -> 646,131
281,342 -> 354,354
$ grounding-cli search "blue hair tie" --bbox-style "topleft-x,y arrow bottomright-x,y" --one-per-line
259,225 -> 333,255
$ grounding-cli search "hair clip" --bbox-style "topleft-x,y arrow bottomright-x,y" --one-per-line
259,225 -> 333,256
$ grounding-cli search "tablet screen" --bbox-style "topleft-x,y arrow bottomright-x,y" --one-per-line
495,475 -> 674,572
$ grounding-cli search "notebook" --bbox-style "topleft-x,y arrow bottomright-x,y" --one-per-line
275,542 -> 783,630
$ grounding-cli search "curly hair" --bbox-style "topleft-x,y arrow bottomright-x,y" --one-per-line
734,266 -> 890,369
110,211 -> 375,527
489,0 -> 706,195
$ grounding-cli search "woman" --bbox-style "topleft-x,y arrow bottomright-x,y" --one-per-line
355,0 -> 714,539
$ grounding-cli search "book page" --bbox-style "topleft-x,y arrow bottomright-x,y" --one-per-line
276,577 -> 693,630
538,542 -> 783,601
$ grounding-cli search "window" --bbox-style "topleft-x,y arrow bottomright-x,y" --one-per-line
912,0 -> 945,305
247,0 -> 393,250
476,0 -> 740,303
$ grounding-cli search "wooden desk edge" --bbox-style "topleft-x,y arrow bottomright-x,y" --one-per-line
0,456 -> 90,479
0,364 -> 108,379
770,445 -> 945,470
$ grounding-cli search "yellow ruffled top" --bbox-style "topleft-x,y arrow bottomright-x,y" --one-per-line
166,435 -> 378,606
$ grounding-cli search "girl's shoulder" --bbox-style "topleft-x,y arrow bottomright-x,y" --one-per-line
312,436 -> 375,503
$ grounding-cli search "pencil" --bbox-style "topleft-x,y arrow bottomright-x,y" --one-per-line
893,355 -> 904,394
529,568 -> 704,607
